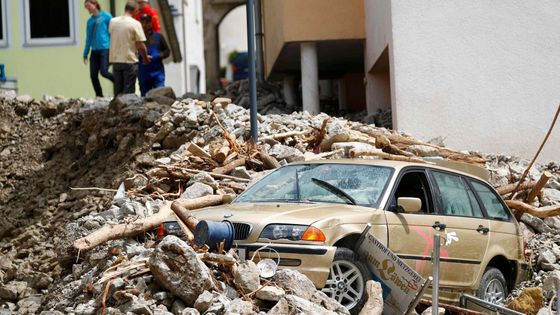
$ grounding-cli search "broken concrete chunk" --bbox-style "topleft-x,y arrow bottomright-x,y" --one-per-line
235,260 -> 260,294
148,236 -> 214,305
181,182 -> 214,200
272,269 -> 316,300
256,286 -> 285,302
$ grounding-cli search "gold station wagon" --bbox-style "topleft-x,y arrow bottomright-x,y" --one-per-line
190,160 -> 528,313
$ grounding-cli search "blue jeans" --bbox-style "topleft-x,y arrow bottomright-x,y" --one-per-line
89,49 -> 114,97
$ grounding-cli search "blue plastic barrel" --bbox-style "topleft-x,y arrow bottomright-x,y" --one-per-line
194,220 -> 234,251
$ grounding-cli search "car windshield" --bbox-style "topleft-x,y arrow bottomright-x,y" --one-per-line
235,163 -> 393,207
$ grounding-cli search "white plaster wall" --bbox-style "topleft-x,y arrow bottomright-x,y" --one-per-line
385,0 -> 560,162
164,0 -> 206,95
364,0 -> 395,114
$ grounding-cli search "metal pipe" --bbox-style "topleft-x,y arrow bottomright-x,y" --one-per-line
110,0 -> 116,17
254,0 -> 264,83
432,235 -> 441,314
405,276 -> 433,315
556,279 -> 560,314
246,0 -> 258,141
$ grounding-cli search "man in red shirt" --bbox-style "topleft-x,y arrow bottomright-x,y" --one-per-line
135,0 -> 161,32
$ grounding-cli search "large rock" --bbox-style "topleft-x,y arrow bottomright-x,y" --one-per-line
312,291 -> 350,315
283,294 -> 338,315
542,270 -> 560,300
181,182 -> 214,199
507,287 -> 544,315
235,260 -> 260,294
538,249 -> 558,271
256,286 -> 285,302
223,298 -> 254,315
520,213 -> 552,234
148,236 -> 214,305
269,144 -> 305,163
109,94 -> 142,112
544,216 -> 560,230
272,269 -> 316,300
0,281 -> 28,301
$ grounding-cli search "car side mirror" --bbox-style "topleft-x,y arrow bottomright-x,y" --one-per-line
397,197 -> 422,213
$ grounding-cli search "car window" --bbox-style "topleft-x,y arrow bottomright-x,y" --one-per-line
470,181 -> 510,220
390,171 -> 433,213
235,164 -> 393,207
432,171 -> 482,217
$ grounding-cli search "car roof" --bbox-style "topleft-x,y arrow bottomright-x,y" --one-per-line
289,158 -> 490,181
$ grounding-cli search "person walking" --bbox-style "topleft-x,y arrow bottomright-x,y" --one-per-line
109,1 -> 150,95
135,0 -> 161,32
138,14 -> 170,96
83,0 -> 113,97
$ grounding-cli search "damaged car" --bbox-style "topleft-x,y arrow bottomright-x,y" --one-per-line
189,160 -> 529,313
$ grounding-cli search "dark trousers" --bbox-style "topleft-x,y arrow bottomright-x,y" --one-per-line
113,63 -> 138,96
139,68 -> 165,96
89,49 -> 114,97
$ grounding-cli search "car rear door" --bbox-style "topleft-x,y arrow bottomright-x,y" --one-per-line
428,170 -> 491,289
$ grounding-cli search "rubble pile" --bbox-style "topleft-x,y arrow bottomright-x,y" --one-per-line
0,89 -> 559,314
209,80 -> 290,115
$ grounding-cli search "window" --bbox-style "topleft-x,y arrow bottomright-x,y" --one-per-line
0,0 -> 8,47
470,181 -> 510,220
391,171 -> 433,213
22,0 -> 77,46
432,171 -> 483,217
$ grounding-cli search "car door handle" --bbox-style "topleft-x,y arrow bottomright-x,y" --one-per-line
432,222 -> 446,230
477,225 -> 490,234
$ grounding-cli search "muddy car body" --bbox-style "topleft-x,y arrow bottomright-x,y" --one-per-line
190,160 -> 529,312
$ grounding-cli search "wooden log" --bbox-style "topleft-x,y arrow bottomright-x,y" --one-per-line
186,142 -> 212,159
171,203 -> 200,232
173,213 -> 195,241
73,202 -> 173,252
505,200 -> 560,219
496,181 -> 536,196
259,150 -> 281,170
260,130 -> 308,141
212,145 -> 230,164
171,194 -> 235,231
350,149 -> 429,164
526,171 -> 553,203
199,252 -> 237,265
213,158 -> 246,175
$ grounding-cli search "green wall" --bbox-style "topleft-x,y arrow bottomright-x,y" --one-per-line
1,0 -> 127,98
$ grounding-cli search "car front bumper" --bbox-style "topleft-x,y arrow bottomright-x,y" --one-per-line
234,242 -> 337,288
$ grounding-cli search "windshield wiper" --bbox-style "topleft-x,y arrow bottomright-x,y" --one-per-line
311,178 -> 356,205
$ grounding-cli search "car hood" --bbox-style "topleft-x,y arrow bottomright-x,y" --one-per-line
189,201 -> 378,226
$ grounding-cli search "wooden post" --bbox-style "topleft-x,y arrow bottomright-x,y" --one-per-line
526,171 -> 552,203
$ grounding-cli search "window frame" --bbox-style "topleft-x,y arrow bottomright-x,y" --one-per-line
384,167 -> 436,215
21,0 -> 78,47
466,177 -> 513,222
0,0 -> 9,48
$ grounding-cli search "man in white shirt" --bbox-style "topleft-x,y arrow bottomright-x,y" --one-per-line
109,1 -> 151,95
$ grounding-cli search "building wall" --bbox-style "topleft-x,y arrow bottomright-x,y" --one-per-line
366,0 -> 560,162
165,0 -> 206,95
2,0 -> 204,98
0,0 -> 132,98
262,0 -> 365,77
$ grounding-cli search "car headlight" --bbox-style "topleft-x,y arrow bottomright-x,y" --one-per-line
260,224 -> 326,242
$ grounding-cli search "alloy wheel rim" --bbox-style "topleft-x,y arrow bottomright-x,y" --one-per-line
484,279 -> 505,304
321,260 -> 365,309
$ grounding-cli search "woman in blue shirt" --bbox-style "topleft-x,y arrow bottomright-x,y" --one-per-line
83,0 -> 113,97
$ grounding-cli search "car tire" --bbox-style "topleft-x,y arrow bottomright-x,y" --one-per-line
321,247 -> 369,314
476,267 -> 508,305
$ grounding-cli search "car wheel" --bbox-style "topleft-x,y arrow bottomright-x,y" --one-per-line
476,267 -> 507,305
321,247 -> 369,314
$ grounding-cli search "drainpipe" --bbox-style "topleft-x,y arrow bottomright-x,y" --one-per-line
182,0 -> 189,93
254,0 -> 264,83
246,0 -> 258,141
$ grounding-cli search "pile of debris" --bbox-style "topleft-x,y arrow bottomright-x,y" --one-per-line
209,80 -> 289,115
0,89 -> 559,314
